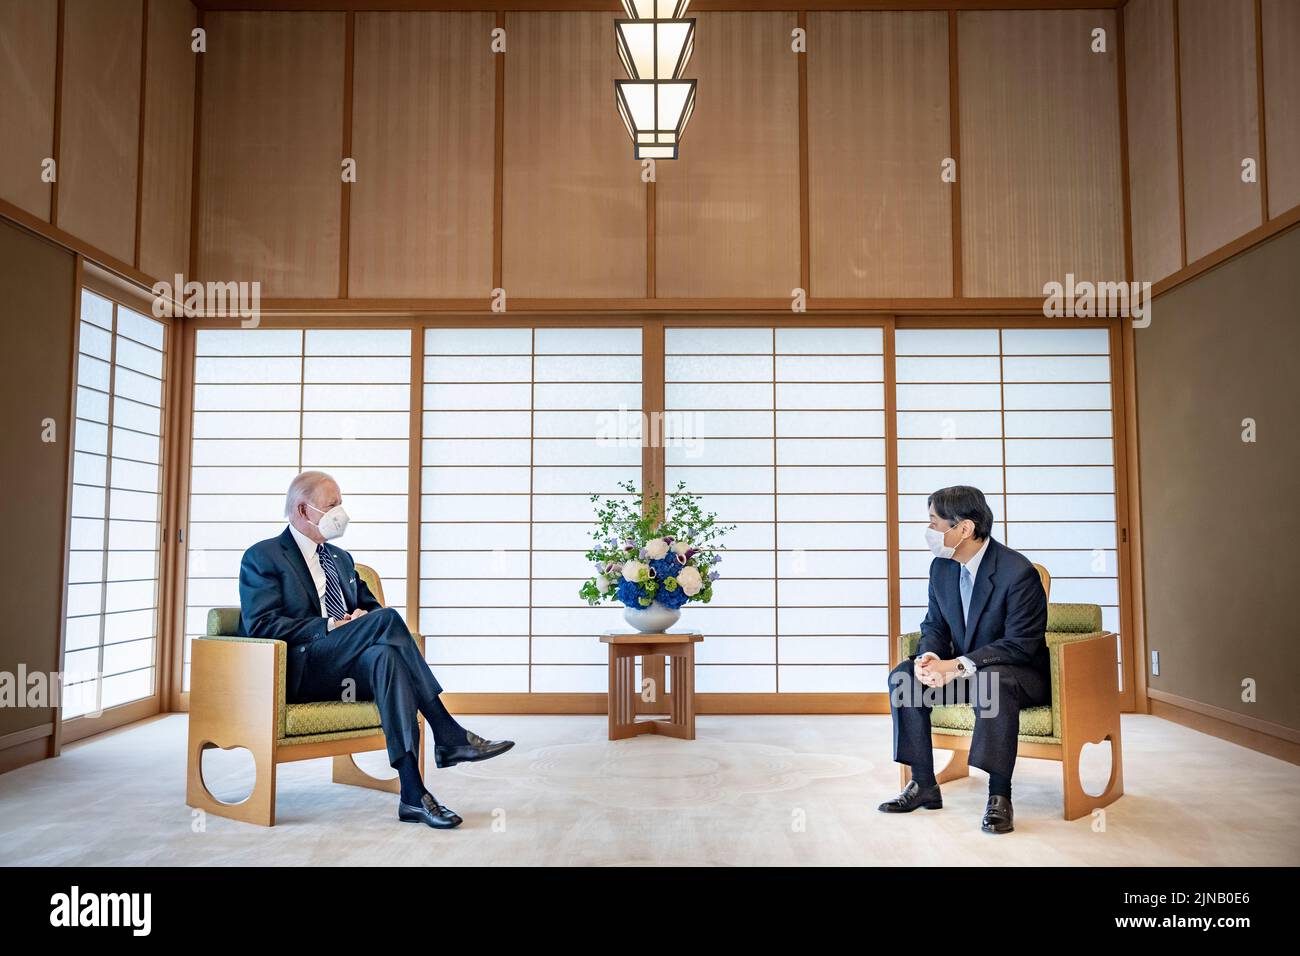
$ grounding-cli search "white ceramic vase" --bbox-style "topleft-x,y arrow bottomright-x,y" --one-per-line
622,602 -> 682,634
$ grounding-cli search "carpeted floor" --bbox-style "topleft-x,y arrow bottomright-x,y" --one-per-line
1,713 -> 1296,866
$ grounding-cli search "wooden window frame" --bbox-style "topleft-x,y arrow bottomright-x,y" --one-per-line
59,264 -> 177,745
166,311 -> 1136,716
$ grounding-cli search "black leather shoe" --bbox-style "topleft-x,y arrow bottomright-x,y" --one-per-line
877,779 -> 943,813
398,792 -> 462,829
434,731 -> 515,769
981,795 -> 1014,833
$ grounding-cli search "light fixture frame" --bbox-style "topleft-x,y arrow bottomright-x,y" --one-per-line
621,0 -> 691,20
614,17 -> 695,82
615,78 -> 697,161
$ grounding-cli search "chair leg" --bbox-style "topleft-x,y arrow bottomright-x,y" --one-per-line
186,737 -> 277,827
935,748 -> 971,785
332,752 -> 399,794
1061,728 -> 1125,821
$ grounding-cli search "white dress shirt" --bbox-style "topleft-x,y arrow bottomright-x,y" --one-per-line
288,523 -> 329,618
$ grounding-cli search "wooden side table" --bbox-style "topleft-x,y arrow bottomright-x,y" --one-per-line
600,632 -> 703,741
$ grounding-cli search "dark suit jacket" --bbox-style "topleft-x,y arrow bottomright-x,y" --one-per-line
238,526 -> 384,696
916,537 -> 1049,675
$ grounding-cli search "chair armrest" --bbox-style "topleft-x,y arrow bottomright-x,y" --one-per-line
898,631 -> 921,659
1046,630 -> 1109,651
190,635 -> 287,743
1046,630 -> 1118,739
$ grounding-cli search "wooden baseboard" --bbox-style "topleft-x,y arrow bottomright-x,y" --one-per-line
1148,689 -> 1300,765
438,692 -> 890,715
0,733 -> 53,775
60,696 -> 161,745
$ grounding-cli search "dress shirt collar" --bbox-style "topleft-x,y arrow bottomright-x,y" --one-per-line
288,522 -> 322,564
960,536 -> 991,582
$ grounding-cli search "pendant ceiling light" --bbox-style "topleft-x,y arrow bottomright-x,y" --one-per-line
614,0 -> 696,160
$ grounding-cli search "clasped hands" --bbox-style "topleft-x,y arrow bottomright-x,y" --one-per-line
915,652 -> 961,688
327,608 -> 369,631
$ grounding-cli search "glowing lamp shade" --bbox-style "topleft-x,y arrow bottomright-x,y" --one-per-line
615,79 -> 696,160
615,18 -> 694,81
621,0 -> 691,19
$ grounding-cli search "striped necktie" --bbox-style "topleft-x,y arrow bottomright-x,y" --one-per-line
316,543 -> 349,621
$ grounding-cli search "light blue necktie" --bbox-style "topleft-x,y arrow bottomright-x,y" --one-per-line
960,565 -> 973,626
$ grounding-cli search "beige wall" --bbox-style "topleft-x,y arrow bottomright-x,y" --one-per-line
0,219 -> 76,748
1136,224 -> 1300,732
0,0 -> 195,279
183,8 -> 1134,302
1124,0 -> 1300,282
0,0 -> 58,220
4,4 -> 1298,302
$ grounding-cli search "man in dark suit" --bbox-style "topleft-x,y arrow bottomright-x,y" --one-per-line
239,470 -> 514,830
878,485 -> 1049,834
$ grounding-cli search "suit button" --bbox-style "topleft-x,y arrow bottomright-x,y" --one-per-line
298,645 -> 307,653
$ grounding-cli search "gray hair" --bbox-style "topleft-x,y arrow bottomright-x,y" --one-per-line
284,470 -> 335,519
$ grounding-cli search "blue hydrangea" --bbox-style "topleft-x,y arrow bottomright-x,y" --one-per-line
649,555 -> 681,581
656,583 -> 689,609
616,577 -> 647,608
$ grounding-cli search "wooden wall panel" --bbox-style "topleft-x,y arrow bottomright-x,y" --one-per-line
56,0 -> 142,265
1178,0 -> 1260,263
807,11 -> 951,298
0,0 -> 58,220
502,12 -> 644,299
656,11 -> 800,298
1124,0 -> 1181,282
1262,0 -> 1300,219
349,12 -> 495,299
139,0 -> 197,281
958,10 -> 1124,297
197,11 -> 344,297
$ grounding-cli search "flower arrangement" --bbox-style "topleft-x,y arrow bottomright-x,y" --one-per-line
579,480 -> 733,613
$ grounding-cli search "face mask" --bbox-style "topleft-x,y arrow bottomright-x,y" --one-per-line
924,522 -> 962,560
306,502 -> 349,540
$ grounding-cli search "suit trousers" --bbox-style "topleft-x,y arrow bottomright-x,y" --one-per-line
291,607 -> 444,766
888,656 -> 1050,780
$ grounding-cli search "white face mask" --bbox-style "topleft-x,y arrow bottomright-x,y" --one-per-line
306,501 -> 349,540
924,522 -> 962,560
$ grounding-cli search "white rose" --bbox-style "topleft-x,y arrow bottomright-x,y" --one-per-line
671,540 -> 692,557
594,573 -> 610,594
676,565 -> 703,596
622,560 -> 647,583
644,538 -> 670,560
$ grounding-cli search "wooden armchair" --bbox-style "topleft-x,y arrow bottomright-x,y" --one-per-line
185,565 -> 425,826
898,564 -> 1124,821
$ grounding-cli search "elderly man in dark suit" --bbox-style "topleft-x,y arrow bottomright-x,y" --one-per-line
878,485 -> 1049,834
238,470 -> 513,830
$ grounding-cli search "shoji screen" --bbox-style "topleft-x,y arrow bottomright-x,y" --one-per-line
184,328 -> 411,691
663,327 -> 889,693
895,327 -> 1121,678
419,328 -> 641,693
64,291 -> 167,718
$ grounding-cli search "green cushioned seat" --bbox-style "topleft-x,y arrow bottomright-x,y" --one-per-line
285,700 -> 383,737
930,703 -> 1054,738
897,601 -> 1109,744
